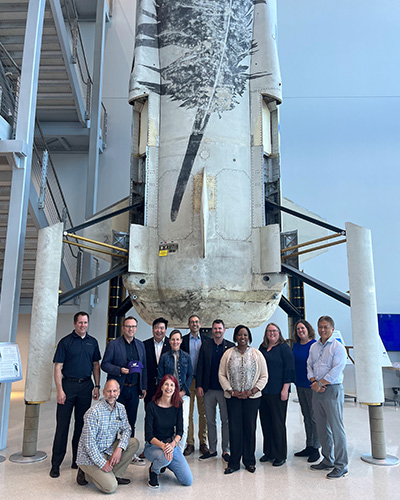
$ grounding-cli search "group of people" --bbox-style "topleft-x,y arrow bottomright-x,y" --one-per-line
48,311 -> 349,493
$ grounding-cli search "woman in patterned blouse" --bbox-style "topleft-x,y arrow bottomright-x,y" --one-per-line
218,325 -> 268,475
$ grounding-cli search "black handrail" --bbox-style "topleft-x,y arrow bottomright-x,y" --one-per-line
265,199 -> 345,234
68,202 -> 143,234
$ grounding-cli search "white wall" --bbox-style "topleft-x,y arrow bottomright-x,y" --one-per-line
15,0 -> 399,398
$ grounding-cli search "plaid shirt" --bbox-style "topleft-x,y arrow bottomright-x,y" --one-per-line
76,398 -> 131,469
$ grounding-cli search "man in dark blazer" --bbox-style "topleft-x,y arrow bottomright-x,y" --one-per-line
101,316 -> 147,437
143,317 -> 170,408
181,314 -> 209,456
196,319 -> 234,461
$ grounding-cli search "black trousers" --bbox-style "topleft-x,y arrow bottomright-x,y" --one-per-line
226,397 -> 261,470
51,378 -> 93,467
259,393 -> 288,461
118,384 -> 140,437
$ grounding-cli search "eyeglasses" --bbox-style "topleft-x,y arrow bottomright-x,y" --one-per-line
124,325 -> 137,330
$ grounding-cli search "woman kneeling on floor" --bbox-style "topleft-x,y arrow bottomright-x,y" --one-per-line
144,374 -> 193,488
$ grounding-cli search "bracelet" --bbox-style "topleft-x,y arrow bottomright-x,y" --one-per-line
94,385 -> 100,388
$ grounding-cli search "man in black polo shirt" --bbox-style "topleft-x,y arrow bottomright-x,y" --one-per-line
101,317 -> 147,450
50,311 -> 101,478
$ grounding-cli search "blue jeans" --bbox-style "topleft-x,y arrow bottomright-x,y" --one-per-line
144,442 -> 193,486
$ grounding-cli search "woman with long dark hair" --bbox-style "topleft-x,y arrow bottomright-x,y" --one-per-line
144,374 -> 193,488
292,319 -> 320,462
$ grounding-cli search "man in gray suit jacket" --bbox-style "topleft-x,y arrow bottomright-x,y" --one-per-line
196,319 -> 234,461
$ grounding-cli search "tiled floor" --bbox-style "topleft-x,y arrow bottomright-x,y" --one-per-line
1,391 -> 399,499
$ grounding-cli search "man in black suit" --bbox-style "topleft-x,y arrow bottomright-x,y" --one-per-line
181,314 -> 209,456
143,317 -> 170,407
196,319 -> 234,461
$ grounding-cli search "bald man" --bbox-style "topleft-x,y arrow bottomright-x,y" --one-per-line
76,380 -> 139,493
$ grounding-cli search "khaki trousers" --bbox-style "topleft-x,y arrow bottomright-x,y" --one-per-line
80,437 -> 138,493
187,379 -> 207,447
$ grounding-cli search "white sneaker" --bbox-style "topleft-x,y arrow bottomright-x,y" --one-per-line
131,454 -> 146,466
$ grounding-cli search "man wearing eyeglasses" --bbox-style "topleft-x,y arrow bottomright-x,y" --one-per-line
181,314 -> 209,456
307,316 -> 348,480
101,317 -> 147,443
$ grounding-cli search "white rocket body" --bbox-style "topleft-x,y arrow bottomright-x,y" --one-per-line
125,0 -> 286,327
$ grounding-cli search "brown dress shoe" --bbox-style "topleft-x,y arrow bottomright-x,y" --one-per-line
184,444 -> 194,456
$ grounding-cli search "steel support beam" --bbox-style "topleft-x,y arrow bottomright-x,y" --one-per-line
59,263 -> 128,305
279,295 -> 302,318
113,296 -> 134,318
49,0 -> 87,125
266,199 -> 345,234
282,263 -> 350,306
86,0 -> 107,219
0,0 -> 46,450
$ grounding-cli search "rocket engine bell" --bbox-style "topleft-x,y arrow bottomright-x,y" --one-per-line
124,0 -> 286,328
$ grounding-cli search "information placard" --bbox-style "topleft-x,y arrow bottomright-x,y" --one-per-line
0,342 -> 23,383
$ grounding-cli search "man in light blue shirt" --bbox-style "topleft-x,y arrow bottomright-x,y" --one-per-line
181,315 -> 209,456
307,316 -> 348,479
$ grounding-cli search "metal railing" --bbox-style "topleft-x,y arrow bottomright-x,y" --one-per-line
61,0 -> 108,143
0,41 -> 20,137
0,43 -> 78,289
62,0 -> 93,120
101,102 -> 108,148
32,122 -> 78,287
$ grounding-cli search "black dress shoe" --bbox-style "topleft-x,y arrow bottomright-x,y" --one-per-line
245,465 -> 256,473
310,461 -> 334,471
260,455 -> 272,463
71,461 -> 78,469
49,466 -> 60,478
200,443 -> 210,455
326,467 -> 348,479
272,459 -> 286,467
224,467 -> 239,475
116,477 -> 131,485
307,448 -> 321,463
199,451 -> 217,461
294,446 -> 312,457
222,453 -> 230,463
77,468 -> 88,486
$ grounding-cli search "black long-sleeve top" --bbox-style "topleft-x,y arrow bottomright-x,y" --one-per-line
259,342 -> 295,394
145,400 -> 183,443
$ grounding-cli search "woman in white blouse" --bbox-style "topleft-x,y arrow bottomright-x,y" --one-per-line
219,325 -> 268,475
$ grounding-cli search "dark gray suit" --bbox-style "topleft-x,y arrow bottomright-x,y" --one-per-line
196,338 -> 234,454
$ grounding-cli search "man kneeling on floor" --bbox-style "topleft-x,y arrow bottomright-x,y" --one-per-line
76,379 -> 139,493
